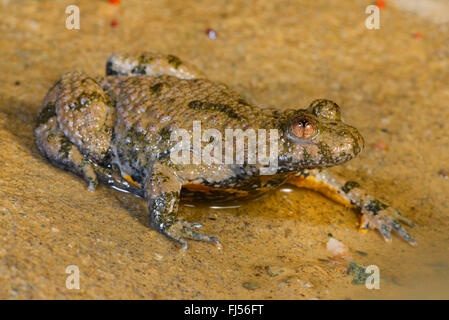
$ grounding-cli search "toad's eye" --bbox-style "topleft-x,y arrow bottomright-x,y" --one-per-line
290,116 -> 318,140
309,99 -> 341,120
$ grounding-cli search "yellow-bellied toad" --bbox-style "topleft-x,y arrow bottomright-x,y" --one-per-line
34,52 -> 416,249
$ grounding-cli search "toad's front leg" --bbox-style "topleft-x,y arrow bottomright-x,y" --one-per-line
145,161 -> 220,249
287,169 -> 416,245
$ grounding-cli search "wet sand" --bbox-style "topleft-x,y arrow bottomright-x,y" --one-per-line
0,0 -> 448,299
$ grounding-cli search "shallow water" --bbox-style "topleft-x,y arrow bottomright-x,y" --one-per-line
0,0 -> 448,299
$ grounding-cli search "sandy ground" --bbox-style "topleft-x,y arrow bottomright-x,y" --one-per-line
0,0 -> 448,299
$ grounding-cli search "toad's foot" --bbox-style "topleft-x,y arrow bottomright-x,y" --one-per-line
145,160 -> 220,249
106,52 -> 204,80
163,218 -> 221,250
359,202 -> 416,245
287,169 -> 417,245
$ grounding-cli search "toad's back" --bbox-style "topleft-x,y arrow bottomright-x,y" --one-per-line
101,75 -> 277,136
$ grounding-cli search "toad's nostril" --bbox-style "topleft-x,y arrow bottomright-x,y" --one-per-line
350,130 -> 365,155
336,127 -> 364,157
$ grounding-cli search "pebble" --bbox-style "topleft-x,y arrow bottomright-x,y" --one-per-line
154,253 -> 163,261
205,28 -> 217,40
413,32 -> 424,40
242,281 -> 259,290
326,237 -> 351,259
298,280 -> 313,288
372,141 -> 388,151
375,1 -> 386,9
438,169 -> 448,179
265,265 -> 285,277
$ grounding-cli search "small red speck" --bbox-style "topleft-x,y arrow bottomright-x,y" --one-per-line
108,0 -> 120,5
372,141 -> 388,151
205,28 -> 217,40
375,1 -> 386,9
413,32 -> 423,40
111,19 -> 119,27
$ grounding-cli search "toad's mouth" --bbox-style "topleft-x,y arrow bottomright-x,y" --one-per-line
282,124 -> 365,169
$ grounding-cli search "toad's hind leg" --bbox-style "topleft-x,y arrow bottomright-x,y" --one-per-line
287,169 -> 416,245
106,52 -> 205,79
54,71 -> 115,164
35,71 -> 115,190
35,96 -> 98,190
